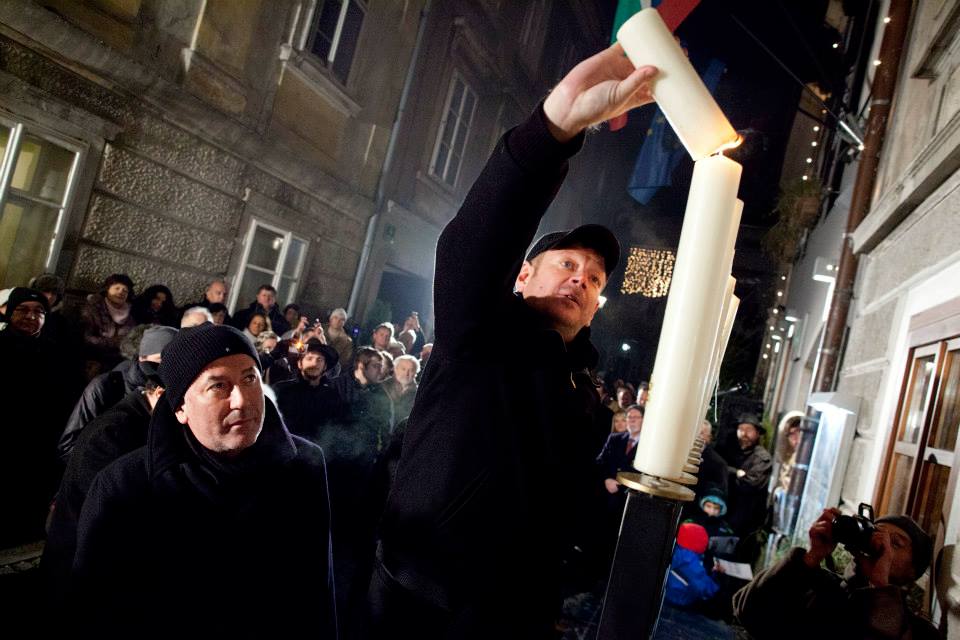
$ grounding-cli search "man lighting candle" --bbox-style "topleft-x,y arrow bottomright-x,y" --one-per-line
367,45 -> 657,639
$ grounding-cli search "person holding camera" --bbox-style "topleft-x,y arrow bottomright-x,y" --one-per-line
733,507 -> 937,639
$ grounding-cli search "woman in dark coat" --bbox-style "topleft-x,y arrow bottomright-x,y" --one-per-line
131,284 -> 178,327
80,273 -> 136,375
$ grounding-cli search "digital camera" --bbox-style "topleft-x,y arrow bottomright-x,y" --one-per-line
831,502 -> 878,557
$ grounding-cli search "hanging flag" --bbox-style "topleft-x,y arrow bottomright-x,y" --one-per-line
608,0 -> 702,131
627,58 -> 725,204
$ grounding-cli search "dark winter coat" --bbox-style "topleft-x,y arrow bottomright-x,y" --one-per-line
0,329 -> 71,547
733,547 -> 938,640
375,105 -> 603,637
596,431 -> 639,481
232,300 -> 290,336
694,442 -> 730,501
58,359 -> 147,461
79,294 -> 135,369
665,547 -> 720,607
274,376 -> 341,441
70,399 -> 337,637
725,443 -> 773,535
43,390 -> 152,599
380,377 -> 418,431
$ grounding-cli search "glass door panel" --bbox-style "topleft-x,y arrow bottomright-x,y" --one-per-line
929,345 -> 960,451
898,349 -> 939,444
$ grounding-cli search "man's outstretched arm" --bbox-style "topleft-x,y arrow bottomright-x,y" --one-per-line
433,45 -> 656,343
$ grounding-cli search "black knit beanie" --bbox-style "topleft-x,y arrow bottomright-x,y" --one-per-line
159,323 -> 261,411
875,514 -> 933,579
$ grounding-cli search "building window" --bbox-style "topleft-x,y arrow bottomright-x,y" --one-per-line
306,0 -> 365,85
231,219 -> 308,313
877,306 -> 960,544
430,73 -> 477,189
0,118 -> 81,289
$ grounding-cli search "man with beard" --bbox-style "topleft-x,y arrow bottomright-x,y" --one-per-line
326,345 -> 390,637
368,43 -> 656,639
274,338 -> 341,441
724,414 -> 773,537
70,324 -> 336,635
381,354 -> 420,431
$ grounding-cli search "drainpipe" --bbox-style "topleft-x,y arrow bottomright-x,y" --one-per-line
347,0 -> 432,318
812,0 -> 911,393
787,0 -> 912,522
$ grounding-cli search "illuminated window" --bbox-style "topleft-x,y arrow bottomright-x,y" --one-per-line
0,119 -> 81,288
231,219 -> 309,313
620,247 -> 675,297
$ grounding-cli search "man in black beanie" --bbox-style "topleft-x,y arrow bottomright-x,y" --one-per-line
68,324 -> 337,636
734,507 -> 937,639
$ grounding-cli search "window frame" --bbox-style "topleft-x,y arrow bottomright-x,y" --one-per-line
429,71 -> 478,190
302,0 -> 366,87
229,218 -> 309,314
0,114 -> 83,286
876,302 -> 960,542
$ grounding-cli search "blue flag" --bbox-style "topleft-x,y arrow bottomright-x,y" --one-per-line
628,58 -> 726,205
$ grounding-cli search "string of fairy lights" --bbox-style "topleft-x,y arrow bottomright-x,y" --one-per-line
620,247 -> 676,297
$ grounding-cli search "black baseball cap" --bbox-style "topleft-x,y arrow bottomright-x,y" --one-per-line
525,224 -> 620,277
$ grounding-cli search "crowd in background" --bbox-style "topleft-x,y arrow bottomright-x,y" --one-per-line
0,269 -> 777,633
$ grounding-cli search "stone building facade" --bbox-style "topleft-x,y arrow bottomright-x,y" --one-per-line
0,0 -> 424,317
350,0 -> 609,328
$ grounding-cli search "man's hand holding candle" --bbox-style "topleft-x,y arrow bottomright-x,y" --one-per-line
543,43 -> 657,143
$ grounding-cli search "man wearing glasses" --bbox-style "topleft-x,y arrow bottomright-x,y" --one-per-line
0,287 -> 70,549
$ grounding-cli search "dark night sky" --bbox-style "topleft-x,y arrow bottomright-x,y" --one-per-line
580,0 -> 843,391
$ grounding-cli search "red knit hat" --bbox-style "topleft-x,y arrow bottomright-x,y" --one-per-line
677,523 -> 709,554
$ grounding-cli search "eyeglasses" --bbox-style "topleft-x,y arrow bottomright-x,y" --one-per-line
12,306 -> 46,318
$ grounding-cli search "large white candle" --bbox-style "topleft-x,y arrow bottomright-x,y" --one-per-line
693,278 -> 738,442
634,155 -> 742,478
696,293 -> 741,429
618,9 -> 740,160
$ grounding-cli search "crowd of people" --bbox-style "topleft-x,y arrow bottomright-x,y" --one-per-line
0,263 -> 781,635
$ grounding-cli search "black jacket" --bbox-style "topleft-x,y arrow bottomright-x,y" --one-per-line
377,106 -> 601,636
734,547 -> 938,640
725,443 -> 773,535
43,390 -> 152,600
596,431 -> 638,481
70,399 -> 337,637
274,376 -> 341,442
0,329 -> 71,547
58,359 -> 146,461
232,300 -> 290,336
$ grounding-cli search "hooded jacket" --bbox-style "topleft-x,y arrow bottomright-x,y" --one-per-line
71,398 -> 337,637
376,105 -> 603,637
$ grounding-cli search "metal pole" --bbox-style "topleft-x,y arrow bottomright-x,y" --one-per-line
596,471 -> 695,639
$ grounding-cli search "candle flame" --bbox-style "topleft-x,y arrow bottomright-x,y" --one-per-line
714,135 -> 744,156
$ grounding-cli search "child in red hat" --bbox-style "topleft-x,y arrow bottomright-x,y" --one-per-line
665,522 -> 720,607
